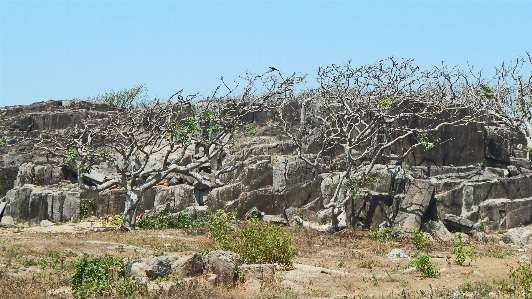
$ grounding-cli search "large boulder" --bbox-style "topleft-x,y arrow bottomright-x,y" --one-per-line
204,250 -> 243,286
392,179 -> 435,237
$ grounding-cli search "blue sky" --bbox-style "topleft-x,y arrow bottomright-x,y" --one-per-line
1,0 -> 531,107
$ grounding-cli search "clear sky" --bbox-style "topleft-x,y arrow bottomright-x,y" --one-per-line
1,0 -> 531,107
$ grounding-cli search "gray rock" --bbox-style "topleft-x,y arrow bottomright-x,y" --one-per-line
238,264 -> 275,283
508,165 -> 521,177
39,220 -> 54,227
204,250 -> 243,286
422,220 -> 454,242
126,256 -> 171,279
262,214 -> 288,226
168,252 -> 203,277
244,207 -> 264,220
479,197 -> 532,231
385,248 -> 411,259
502,226 -> 532,246
444,214 -> 475,233
392,179 -> 434,237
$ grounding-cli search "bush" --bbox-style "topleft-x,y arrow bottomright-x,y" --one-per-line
71,255 -> 146,298
208,211 -> 297,266
509,262 -> 532,297
409,252 -> 439,278
411,230 -> 431,250
449,233 -> 476,266
86,84 -> 148,108
368,227 -> 391,242
137,212 -> 202,229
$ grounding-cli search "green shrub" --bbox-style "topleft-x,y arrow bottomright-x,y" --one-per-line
71,255 -> 146,298
207,210 -> 238,249
449,233 -> 476,266
0,137 -> 7,147
409,252 -> 439,278
235,218 -> 297,266
411,230 -> 431,250
509,262 -> 532,297
137,212 -> 202,229
79,200 -> 95,220
368,227 -> 391,243
208,211 -> 297,266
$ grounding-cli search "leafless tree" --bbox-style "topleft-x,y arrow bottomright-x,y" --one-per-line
277,57 -> 478,229
36,69 -> 298,229
465,52 -> 532,158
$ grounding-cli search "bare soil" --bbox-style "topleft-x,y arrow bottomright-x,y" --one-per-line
0,222 -> 528,298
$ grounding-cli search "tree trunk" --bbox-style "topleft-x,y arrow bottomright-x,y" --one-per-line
122,190 -> 140,230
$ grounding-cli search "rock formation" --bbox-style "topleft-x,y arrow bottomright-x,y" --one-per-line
1,99 -> 531,237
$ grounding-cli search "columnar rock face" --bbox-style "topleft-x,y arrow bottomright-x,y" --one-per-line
1,99 -> 532,237
4,183 -> 81,225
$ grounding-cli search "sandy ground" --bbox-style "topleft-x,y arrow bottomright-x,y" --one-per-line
0,221 -> 528,298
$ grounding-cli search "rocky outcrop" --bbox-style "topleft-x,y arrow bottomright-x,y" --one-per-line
2,99 -> 532,238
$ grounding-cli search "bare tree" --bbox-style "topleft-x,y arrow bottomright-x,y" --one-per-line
36,70 -> 298,229
277,57 -> 478,229
465,52 -> 532,159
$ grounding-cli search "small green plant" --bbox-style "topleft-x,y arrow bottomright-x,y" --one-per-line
244,123 -> 258,136
79,200 -> 95,220
71,255 -> 146,298
509,262 -> 532,297
458,281 -> 493,296
358,259 -> 378,269
477,221 -> 485,232
368,227 -> 391,243
137,211 -> 205,229
345,172 -> 381,197
338,259 -> 345,268
484,249 -> 514,259
416,132 -> 439,151
449,233 -> 476,266
409,252 -> 440,278
411,230 -> 431,250
208,211 -> 297,266
0,137 -> 7,147
378,97 -> 392,107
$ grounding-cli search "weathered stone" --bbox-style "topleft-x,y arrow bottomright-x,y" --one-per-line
262,214 -> 288,226
62,191 -> 80,222
392,179 -> 434,236
238,264 -> 275,283
501,227 -> 532,246
478,197 -> 532,231
226,188 -> 277,218
422,220 -> 454,242
241,160 -> 273,190
204,250 -> 243,286
168,252 -> 203,277
40,219 -> 54,227
385,248 -> 411,259
273,156 -> 323,194
444,214 -> 475,233
125,256 -> 171,279
96,189 -> 125,217
485,126 -> 512,165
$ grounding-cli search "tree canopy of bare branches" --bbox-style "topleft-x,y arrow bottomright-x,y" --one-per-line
465,52 -> 532,158
276,57 -> 481,229
36,69 -> 299,229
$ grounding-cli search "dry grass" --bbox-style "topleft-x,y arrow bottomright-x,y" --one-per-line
0,223 -> 527,299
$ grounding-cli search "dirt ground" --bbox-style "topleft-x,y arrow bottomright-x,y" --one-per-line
0,221 -> 529,299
